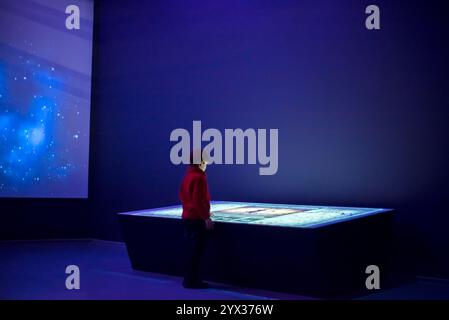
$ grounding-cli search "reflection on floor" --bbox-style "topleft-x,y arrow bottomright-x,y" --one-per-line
0,240 -> 448,300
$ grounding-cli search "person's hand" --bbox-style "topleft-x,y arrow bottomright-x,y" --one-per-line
205,218 -> 214,231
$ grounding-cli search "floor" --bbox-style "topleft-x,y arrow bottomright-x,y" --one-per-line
1,239 -> 448,300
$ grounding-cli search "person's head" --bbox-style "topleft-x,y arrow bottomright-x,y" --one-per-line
189,149 -> 209,172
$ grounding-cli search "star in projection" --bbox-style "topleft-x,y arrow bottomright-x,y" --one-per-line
0,52 -> 81,194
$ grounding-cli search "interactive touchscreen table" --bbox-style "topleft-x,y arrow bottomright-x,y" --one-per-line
124,201 -> 390,228
118,201 -> 394,298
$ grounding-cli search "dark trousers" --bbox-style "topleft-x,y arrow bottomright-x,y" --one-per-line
183,219 -> 207,285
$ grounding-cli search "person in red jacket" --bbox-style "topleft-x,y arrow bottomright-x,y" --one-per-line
179,150 -> 213,289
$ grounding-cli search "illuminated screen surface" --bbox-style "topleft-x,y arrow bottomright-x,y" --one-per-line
121,201 -> 391,228
0,0 -> 93,198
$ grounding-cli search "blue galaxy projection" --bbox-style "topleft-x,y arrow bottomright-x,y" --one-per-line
0,0 -> 93,197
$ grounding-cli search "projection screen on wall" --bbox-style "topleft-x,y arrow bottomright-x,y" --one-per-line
0,0 -> 93,198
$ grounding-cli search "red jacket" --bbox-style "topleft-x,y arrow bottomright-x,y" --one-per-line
179,166 -> 211,220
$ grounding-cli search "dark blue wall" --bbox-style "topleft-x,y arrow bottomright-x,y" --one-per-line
2,0 -> 449,279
